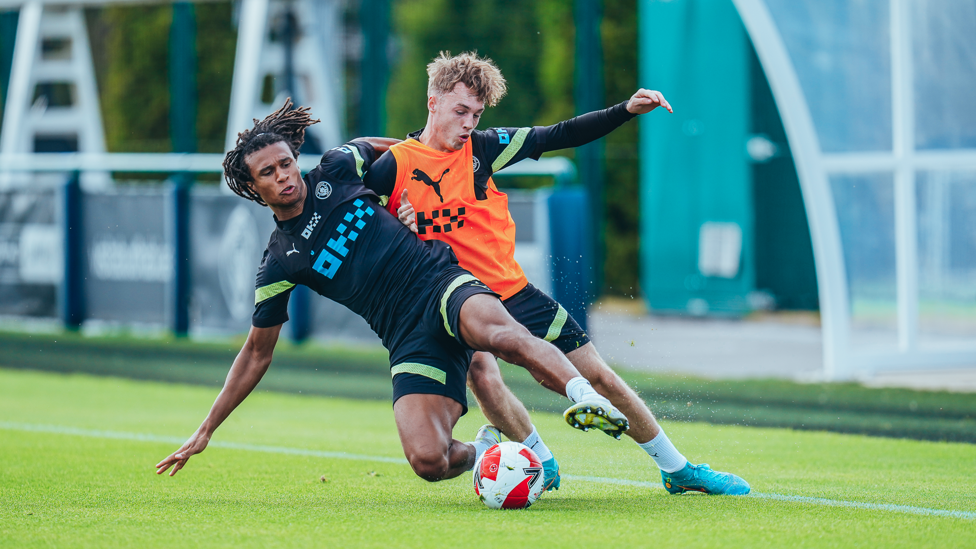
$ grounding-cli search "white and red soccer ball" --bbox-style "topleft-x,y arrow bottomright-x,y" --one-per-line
473,441 -> 545,509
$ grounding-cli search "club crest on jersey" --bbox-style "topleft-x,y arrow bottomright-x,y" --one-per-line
472,156 -> 481,172
302,212 -> 322,239
315,181 -> 333,200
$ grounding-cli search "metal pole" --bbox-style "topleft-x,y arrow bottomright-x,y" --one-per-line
62,171 -> 84,329
574,0 -> 604,301
169,2 -> 196,337
359,0 -> 389,137
890,0 -> 918,355
170,1 -> 196,155
170,176 -> 191,336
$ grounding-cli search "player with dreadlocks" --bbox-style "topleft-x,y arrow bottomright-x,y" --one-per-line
156,99 -> 628,484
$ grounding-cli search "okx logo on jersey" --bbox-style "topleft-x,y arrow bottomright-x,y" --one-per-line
312,199 -> 374,279
417,207 -> 465,235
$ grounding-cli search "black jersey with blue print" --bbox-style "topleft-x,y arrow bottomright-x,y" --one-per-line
251,141 -> 461,350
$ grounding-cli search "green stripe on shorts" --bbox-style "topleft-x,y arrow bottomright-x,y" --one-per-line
390,363 -> 447,384
255,280 -> 296,304
543,305 -> 568,342
439,274 -> 478,337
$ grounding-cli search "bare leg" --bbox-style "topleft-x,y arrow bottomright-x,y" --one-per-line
466,351 -> 534,441
567,342 -> 660,443
393,393 -> 474,481
458,294 -> 579,394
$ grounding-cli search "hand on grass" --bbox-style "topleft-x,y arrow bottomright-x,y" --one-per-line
626,89 -> 672,115
155,431 -> 210,477
397,189 -> 418,234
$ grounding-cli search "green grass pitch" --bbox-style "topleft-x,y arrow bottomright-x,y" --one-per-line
1,368 -> 974,548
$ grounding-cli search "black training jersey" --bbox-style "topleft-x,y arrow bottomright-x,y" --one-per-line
251,141 -> 459,349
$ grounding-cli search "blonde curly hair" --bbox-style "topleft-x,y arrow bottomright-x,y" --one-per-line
426,51 -> 507,107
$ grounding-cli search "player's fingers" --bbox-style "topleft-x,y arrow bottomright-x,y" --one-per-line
155,452 -> 179,472
401,188 -> 410,206
651,91 -> 672,112
409,221 -> 418,234
170,458 -> 187,476
398,207 -> 414,223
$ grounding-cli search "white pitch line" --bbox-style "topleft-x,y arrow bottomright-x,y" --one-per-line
0,421 -> 408,464
563,474 -> 976,520
3,421 -> 974,521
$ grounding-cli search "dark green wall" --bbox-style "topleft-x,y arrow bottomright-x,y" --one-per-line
750,50 -> 819,310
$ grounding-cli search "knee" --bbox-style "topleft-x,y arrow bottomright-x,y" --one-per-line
468,353 -> 499,380
408,452 -> 450,482
468,355 -> 503,394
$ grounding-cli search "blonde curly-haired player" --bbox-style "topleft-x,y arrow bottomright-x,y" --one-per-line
364,52 -> 749,495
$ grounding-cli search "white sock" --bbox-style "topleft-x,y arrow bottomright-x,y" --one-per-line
637,430 -> 688,473
471,440 -> 492,464
565,376 -> 609,405
520,426 -> 554,462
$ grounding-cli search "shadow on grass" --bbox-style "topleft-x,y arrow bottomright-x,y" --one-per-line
2,330 -> 974,443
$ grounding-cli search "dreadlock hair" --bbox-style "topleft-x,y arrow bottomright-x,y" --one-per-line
222,97 -> 320,206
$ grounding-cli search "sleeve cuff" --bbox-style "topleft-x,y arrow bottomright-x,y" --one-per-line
610,101 -> 637,123
252,313 -> 288,329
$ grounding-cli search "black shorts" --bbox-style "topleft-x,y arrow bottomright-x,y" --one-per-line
503,283 -> 590,354
389,267 -> 498,415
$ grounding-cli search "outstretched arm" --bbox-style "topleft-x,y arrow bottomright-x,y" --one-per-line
352,137 -> 401,156
155,324 -> 282,476
539,88 -> 672,153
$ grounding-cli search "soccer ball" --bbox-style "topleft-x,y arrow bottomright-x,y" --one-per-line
473,441 -> 545,509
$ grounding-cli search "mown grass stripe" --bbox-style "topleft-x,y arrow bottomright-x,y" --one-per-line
3,421 -> 973,521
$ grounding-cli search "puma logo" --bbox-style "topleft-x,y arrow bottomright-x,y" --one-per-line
411,168 -> 449,203
286,243 -> 299,256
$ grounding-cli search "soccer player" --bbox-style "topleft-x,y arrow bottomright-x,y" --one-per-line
363,52 -> 750,495
155,99 -> 627,483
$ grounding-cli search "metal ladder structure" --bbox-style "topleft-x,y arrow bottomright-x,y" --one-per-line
0,1 -> 108,189
0,0 -> 345,179
224,0 -> 343,159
